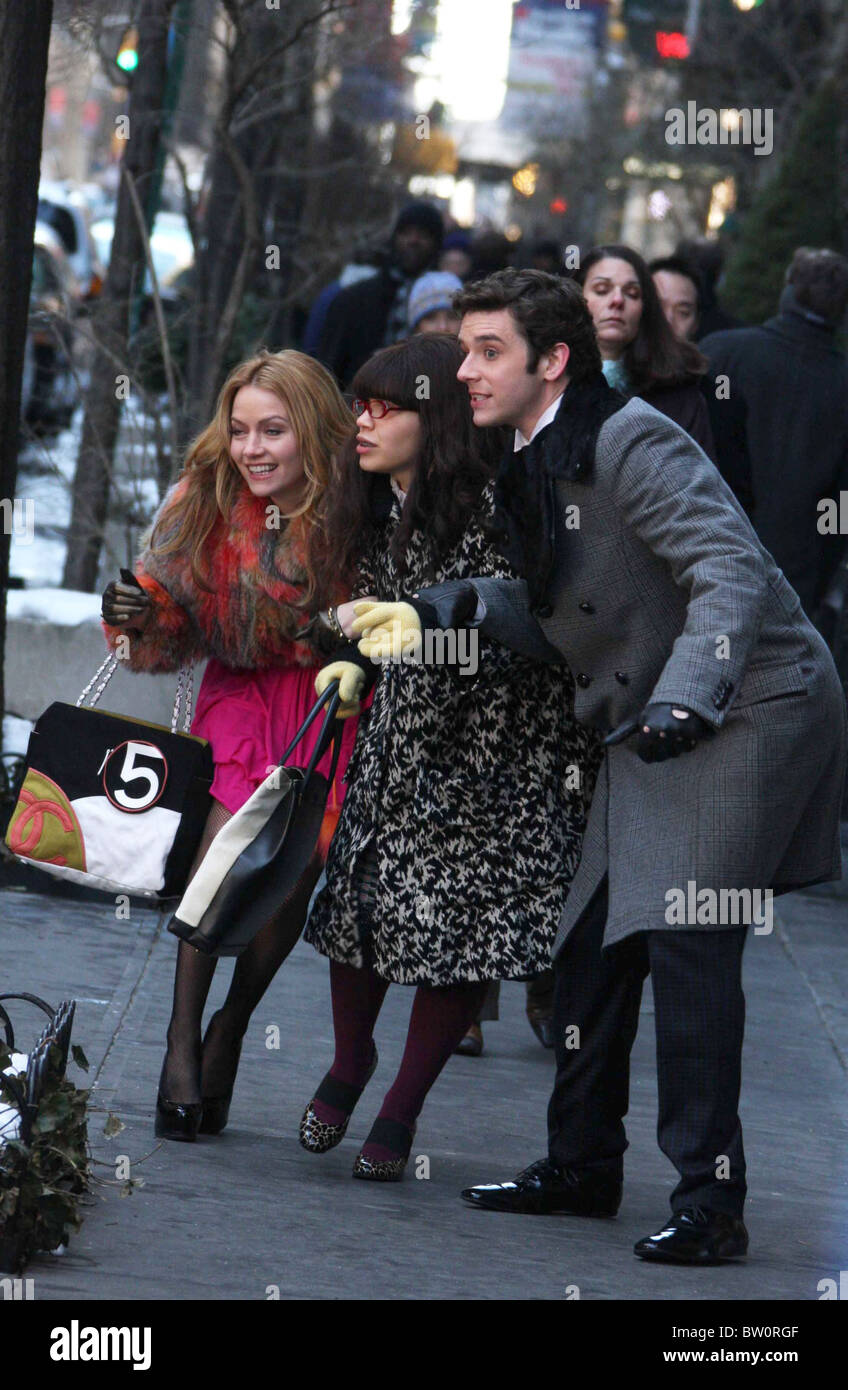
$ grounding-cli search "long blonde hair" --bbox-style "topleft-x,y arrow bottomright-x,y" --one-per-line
150,350 -> 354,605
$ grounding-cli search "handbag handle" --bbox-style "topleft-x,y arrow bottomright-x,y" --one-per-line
0,993 -> 56,1053
77,653 -> 195,733
278,681 -> 344,788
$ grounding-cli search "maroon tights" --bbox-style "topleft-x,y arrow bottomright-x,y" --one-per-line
315,960 -> 489,1160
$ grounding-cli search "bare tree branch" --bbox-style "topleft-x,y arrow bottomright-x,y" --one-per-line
121,164 -> 181,480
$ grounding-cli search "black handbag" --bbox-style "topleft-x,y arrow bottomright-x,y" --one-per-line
3,655 -> 213,901
167,681 -> 344,956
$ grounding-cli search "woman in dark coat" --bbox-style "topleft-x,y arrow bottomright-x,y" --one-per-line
576,244 -> 716,460
299,334 -> 602,1179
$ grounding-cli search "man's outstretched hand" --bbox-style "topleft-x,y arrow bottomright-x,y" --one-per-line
352,600 -> 422,661
636,703 -> 714,763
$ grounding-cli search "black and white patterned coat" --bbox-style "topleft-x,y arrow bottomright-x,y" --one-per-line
304,482 -> 602,986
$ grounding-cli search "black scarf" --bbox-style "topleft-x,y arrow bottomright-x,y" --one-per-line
492,372 -> 627,608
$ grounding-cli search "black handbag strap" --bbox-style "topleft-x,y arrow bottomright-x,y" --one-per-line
278,681 -> 344,789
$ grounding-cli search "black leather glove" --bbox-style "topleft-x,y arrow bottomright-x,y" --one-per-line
635,702 -> 713,764
101,574 -> 152,630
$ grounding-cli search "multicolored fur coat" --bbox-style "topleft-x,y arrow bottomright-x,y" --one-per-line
102,478 -> 338,673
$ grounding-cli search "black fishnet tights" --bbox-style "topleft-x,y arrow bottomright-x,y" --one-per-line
160,797 -> 322,1104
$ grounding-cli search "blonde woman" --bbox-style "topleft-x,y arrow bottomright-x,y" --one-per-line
101,350 -> 360,1141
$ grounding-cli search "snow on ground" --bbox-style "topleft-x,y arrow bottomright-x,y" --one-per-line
9,403 -> 166,588
6,588 -> 102,625
9,534 -> 71,588
3,714 -> 34,754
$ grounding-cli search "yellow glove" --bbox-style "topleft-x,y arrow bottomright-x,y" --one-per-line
314,661 -> 365,719
352,600 -> 422,661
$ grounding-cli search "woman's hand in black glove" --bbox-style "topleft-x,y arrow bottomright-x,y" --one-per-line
101,579 -> 153,631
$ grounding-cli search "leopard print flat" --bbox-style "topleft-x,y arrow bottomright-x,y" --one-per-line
299,1046 -> 378,1154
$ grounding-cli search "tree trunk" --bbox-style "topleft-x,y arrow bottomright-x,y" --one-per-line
183,8 -> 283,441
0,1 -> 53,743
62,0 -> 176,594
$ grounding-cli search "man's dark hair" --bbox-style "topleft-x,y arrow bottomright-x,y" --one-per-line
675,237 -> 724,296
786,247 -> 848,326
454,268 -> 602,382
648,254 -> 703,312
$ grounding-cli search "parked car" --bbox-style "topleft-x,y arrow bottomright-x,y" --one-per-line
90,210 -> 194,301
21,223 -> 83,432
38,179 -> 105,300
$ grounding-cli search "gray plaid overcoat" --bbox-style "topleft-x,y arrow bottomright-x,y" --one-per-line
422,398 -> 847,952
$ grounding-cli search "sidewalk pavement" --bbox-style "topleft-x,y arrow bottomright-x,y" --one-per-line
1,838 -> 846,1303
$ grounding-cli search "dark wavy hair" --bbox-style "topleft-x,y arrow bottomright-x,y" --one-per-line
575,244 -> 707,393
316,333 -> 499,587
454,268 -> 602,382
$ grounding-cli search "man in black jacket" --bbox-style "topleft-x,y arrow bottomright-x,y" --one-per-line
701,248 -> 848,620
316,202 -> 444,387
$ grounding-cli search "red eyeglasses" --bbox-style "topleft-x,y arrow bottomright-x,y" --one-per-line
351,398 -> 403,419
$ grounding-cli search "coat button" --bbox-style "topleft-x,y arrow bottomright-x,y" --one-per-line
536,603 -> 553,619
614,671 -> 629,685
576,673 -> 592,688
578,601 -> 595,614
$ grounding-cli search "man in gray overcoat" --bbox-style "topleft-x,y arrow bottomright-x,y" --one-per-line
352,269 -> 847,1264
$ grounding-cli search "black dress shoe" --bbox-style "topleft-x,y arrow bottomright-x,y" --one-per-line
634,1207 -> 748,1264
461,1158 -> 621,1217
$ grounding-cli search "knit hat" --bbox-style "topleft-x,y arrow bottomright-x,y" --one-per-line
443,229 -> 472,253
393,201 -> 445,248
407,271 -> 463,331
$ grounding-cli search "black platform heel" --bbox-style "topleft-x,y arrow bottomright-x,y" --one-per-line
199,1085 -> 236,1136
199,1018 -> 243,1136
154,1055 -> 202,1143
155,1093 -> 202,1142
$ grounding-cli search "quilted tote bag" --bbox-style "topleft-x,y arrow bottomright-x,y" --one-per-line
4,653 -> 213,900
168,680 -> 343,957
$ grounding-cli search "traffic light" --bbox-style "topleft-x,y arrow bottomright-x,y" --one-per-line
621,2 -> 690,64
116,26 -> 139,73
655,29 -> 689,59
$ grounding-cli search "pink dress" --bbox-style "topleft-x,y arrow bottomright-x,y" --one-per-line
191,659 -> 363,857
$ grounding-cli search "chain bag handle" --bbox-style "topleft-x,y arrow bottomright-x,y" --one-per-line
76,655 -> 194,733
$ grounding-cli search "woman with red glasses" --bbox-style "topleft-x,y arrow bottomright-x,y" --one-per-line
297,333 -> 602,1180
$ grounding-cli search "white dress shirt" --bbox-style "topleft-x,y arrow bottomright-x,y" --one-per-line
513,392 -> 565,451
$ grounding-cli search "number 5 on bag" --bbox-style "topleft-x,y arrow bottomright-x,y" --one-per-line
3,655 -> 212,900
